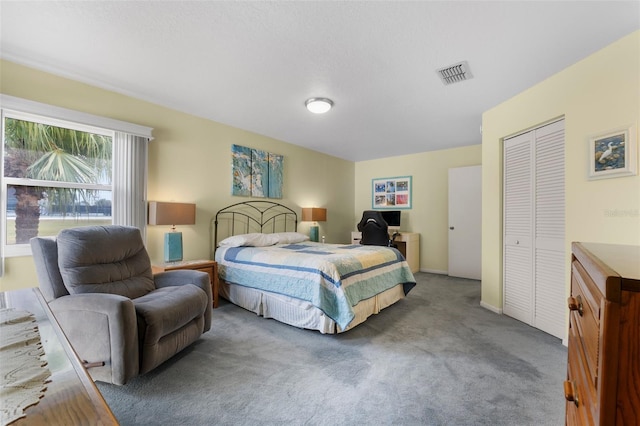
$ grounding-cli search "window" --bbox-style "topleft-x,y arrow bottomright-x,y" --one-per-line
4,114 -> 113,247
1,95 -> 152,259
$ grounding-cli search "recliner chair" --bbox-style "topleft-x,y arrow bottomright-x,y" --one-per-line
30,225 -> 212,385
357,210 -> 399,247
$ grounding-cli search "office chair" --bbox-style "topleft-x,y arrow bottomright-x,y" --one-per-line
357,210 -> 398,248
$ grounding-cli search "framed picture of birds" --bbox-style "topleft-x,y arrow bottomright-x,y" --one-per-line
589,124 -> 637,180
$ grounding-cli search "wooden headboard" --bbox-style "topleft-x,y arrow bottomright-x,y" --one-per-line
211,201 -> 298,257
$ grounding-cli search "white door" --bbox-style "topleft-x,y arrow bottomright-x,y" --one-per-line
531,121 -> 566,338
448,165 -> 482,280
503,131 -> 534,325
503,119 -> 565,339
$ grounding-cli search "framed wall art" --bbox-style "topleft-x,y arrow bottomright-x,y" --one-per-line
588,124 -> 637,180
231,144 -> 283,198
231,144 -> 252,196
372,176 -> 412,209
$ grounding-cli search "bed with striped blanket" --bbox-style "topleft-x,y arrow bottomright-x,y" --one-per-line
215,241 -> 415,333
212,201 -> 416,334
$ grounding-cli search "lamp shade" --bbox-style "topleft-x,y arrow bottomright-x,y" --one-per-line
301,207 -> 327,222
148,202 -> 196,227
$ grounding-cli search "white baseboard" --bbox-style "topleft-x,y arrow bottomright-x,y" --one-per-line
420,268 -> 448,275
480,301 -> 503,314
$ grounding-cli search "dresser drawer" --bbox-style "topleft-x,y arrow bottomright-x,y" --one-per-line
570,262 -> 601,387
566,315 -> 596,425
571,260 -> 602,319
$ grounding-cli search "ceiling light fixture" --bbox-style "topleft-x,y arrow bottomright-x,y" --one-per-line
305,98 -> 333,114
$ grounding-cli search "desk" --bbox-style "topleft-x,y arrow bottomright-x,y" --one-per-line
2,288 -> 118,425
351,231 -> 420,273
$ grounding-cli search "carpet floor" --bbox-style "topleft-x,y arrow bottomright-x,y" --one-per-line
97,272 -> 567,425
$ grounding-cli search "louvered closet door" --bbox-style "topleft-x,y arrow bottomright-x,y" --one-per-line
503,131 -> 534,325
533,120 -> 565,338
503,119 -> 565,339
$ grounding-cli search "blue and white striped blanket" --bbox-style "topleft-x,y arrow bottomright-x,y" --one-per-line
215,242 -> 416,329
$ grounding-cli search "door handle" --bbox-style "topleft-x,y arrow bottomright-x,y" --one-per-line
449,226 -> 454,230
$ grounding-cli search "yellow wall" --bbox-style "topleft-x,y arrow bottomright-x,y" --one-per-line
481,31 -> 640,312
355,145 -> 482,273
0,60 -> 355,291
4,31 -> 636,297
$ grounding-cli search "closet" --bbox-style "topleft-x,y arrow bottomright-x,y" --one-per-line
503,119 -> 565,339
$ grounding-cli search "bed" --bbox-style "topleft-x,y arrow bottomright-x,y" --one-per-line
212,201 -> 416,334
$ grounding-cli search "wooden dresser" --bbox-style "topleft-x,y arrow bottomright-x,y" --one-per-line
565,242 -> 640,425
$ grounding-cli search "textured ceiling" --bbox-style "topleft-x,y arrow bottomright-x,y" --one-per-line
1,1 -> 639,161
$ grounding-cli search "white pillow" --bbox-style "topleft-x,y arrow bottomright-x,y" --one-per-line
218,233 -> 279,247
273,232 -> 310,244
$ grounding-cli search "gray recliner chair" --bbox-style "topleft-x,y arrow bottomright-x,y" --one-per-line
30,225 -> 212,385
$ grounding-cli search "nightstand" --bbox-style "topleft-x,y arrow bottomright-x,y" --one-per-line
152,260 -> 219,308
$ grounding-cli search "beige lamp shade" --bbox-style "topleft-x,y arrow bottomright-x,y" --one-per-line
148,202 -> 196,228
301,207 -> 327,222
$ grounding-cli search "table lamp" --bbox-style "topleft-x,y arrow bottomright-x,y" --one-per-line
148,201 -> 196,262
301,207 -> 327,242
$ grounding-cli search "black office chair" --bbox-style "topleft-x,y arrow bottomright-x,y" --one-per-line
357,211 -> 398,248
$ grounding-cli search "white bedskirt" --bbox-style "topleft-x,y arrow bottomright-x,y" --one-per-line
219,280 -> 406,334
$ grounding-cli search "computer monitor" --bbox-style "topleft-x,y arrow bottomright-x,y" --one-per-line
379,210 -> 401,232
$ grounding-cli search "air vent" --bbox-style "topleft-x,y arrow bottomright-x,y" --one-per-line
437,61 -> 473,85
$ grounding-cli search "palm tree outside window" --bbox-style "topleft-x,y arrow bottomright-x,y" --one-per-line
0,95 -> 152,268
3,116 -> 113,245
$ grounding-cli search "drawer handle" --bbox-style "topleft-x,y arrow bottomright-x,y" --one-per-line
567,295 -> 584,316
564,381 -> 579,407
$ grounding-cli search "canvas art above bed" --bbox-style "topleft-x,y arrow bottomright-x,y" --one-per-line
212,201 -> 416,334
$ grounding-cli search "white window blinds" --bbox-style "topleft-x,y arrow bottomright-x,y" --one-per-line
113,132 -> 149,239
